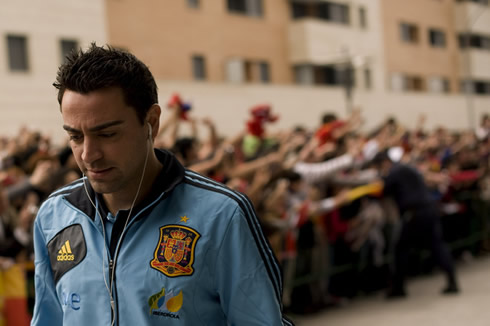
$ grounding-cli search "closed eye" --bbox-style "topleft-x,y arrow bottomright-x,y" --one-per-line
69,134 -> 83,142
98,132 -> 116,138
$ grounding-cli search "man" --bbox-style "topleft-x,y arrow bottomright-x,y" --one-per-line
31,44 -> 293,326
373,151 -> 459,298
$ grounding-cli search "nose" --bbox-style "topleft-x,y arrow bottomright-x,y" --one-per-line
81,136 -> 103,166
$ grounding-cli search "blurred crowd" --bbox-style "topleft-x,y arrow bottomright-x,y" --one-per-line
2,94 -> 490,320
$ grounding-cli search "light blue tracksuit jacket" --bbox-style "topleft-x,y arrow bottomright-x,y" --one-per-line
31,150 -> 293,326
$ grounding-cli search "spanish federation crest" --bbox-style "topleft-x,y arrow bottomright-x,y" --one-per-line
150,225 -> 200,277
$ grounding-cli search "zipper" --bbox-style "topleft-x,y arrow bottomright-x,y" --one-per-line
109,259 -> 116,324
105,198 -> 166,325
111,215 -> 140,326
63,192 -> 166,326
109,259 -> 114,286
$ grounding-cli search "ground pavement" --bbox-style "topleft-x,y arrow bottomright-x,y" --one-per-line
290,254 -> 490,326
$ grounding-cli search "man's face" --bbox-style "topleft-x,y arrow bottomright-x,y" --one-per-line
61,87 -> 149,197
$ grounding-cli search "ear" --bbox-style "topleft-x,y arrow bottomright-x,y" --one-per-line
146,104 -> 161,140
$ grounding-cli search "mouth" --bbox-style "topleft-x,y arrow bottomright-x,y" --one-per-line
86,168 -> 114,179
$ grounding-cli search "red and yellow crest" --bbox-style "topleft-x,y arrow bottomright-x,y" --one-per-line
150,225 -> 200,277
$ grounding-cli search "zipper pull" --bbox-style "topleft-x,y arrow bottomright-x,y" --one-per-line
109,259 -> 114,285
108,259 -> 116,326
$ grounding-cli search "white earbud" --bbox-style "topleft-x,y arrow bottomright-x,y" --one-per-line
147,122 -> 152,141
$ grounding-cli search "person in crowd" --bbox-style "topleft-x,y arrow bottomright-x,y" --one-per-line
372,150 -> 460,298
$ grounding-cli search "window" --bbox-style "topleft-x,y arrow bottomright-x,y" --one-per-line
364,68 -> 372,89
290,1 -> 349,25
429,29 -> 446,48
60,39 -> 78,64
474,81 -> 490,95
456,0 -> 488,5
187,0 -> 199,8
428,77 -> 450,93
192,55 -> 206,80
244,61 -> 254,81
316,2 -> 349,24
473,35 -> 490,48
315,65 -> 341,85
293,64 -> 357,86
359,7 -> 367,29
462,80 -> 490,95
459,33 -> 490,50
461,80 -> 473,93
390,73 -> 405,91
405,76 -> 424,91
294,65 -> 314,85
390,73 -> 425,92
225,58 -> 244,82
6,35 -> 29,72
329,3 -> 349,24
291,2 -> 308,19
443,79 -> 450,93
225,58 -> 270,83
317,65 -> 351,86
228,0 -> 246,12
227,0 -> 263,17
400,23 -> 419,43
459,34 -> 468,48
258,61 -> 270,83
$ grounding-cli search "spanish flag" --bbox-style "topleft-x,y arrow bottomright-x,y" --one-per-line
0,264 -> 30,326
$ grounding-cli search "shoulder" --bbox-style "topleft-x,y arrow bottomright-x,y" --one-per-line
48,178 -> 85,200
181,170 -> 256,217
37,178 -> 86,220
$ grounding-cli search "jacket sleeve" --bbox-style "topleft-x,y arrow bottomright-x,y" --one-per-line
293,153 -> 353,184
215,203 -> 294,326
30,208 -> 63,326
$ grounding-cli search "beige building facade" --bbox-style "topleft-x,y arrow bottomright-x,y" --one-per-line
1,0 -> 490,143
104,0 -> 490,135
106,0 -> 292,84
380,0 -> 490,127
382,0 -> 461,94
0,0 -> 107,141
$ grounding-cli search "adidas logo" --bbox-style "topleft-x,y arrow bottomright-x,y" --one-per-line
57,240 -> 75,261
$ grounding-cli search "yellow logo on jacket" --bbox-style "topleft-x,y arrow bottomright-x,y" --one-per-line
150,225 -> 200,277
148,287 -> 184,318
57,240 -> 75,261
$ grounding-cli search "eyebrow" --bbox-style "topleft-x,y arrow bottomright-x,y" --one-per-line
63,120 -> 124,133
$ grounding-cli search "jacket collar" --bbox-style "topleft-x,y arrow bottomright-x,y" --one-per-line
65,149 -> 185,220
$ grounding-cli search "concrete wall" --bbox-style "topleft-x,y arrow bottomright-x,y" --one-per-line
459,50 -> 490,80
155,81 -> 490,140
0,0 -> 107,142
2,79 -> 489,145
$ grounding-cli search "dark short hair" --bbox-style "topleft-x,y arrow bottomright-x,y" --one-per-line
53,43 -> 158,124
322,113 -> 337,124
371,150 -> 391,167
